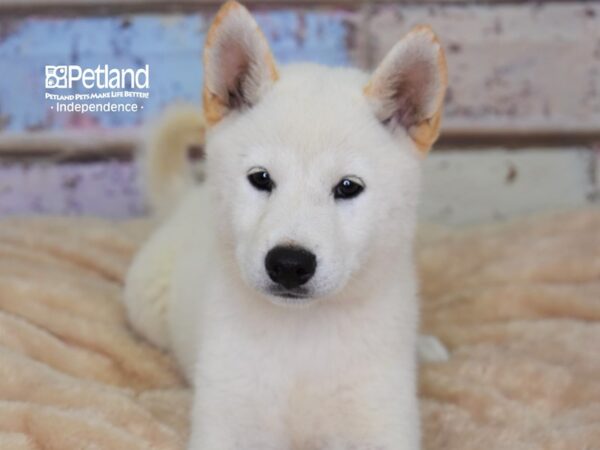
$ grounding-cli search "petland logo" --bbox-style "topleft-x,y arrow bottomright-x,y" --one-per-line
45,65 -> 150,89
45,64 -> 150,114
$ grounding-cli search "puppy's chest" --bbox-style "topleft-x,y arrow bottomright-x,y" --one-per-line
198,320 -> 406,449
286,376 -> 395,450
212,333 -> 396,409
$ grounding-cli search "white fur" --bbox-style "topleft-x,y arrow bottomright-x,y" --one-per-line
125,3 -> 448,449
138,103 -> 205,218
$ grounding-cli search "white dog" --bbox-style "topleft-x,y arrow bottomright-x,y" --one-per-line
125,1 -> 448,448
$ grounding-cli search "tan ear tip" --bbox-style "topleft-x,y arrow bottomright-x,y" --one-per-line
213,0 -> 249,24
205,0 -> 252,48
408,24 -> 439,41
221,0 -> 244,11
407,24 -> 448,84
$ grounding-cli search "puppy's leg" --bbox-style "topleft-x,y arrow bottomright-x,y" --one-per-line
187,386 -> 287,450
417,334 -> 449,363
319,389 -> 420,450
124,222 -> 180,350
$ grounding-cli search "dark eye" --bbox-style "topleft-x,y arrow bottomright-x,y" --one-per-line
247,168 -> 274,192
333,177 -> 364,200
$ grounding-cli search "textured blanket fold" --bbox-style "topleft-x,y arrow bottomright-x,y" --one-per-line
0,210 -> 598,449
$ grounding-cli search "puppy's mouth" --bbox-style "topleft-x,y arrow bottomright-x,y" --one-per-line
266,286 -> 313,302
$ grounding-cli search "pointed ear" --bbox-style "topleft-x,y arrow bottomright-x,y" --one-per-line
364,25 -> 448,155
203,1 -> 279,126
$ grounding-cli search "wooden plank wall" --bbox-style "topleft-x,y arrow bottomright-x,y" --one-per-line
361,2 -> 600,140
1,1 -> 599,150
0,0 -> 598,223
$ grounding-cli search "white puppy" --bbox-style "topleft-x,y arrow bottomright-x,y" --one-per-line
125,1 -> 448,448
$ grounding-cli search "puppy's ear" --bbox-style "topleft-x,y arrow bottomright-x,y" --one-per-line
364,25 -> 447,155
203,1 -> 279,126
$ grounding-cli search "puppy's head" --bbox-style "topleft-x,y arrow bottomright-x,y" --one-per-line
203,1 -> 447,306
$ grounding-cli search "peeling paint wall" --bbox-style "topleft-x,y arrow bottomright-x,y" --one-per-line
0,11 -> 352,132
363,2 -> 600,133
422,148 -> 600,224
2,2 -> 599,134
1,147 -> 598,224
0,1 -> 599,223
0,160 -> 143,217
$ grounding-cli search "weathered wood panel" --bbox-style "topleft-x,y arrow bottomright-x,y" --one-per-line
362,2 -> 600,137
0,130 -> 137,157
1,147 -> 597,222
0,159 -> 143,217
421,147 -> 599,225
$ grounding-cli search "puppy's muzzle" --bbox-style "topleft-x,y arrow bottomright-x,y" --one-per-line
265,246 -> 317,290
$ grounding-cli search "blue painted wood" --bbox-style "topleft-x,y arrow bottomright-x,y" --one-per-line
0,10 -> 352,132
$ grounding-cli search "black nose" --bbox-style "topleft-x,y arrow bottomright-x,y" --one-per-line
265,246 -> 317,290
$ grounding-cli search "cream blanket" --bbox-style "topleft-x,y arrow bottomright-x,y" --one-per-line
0,210 -> 598,450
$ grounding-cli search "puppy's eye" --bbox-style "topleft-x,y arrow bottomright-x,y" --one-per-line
333,177 -> 364,200
247,168 -> 274,192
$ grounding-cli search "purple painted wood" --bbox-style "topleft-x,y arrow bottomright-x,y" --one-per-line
0,160 -> 144,217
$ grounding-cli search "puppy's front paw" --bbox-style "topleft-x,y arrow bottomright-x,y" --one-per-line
417,334 -> 449,363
